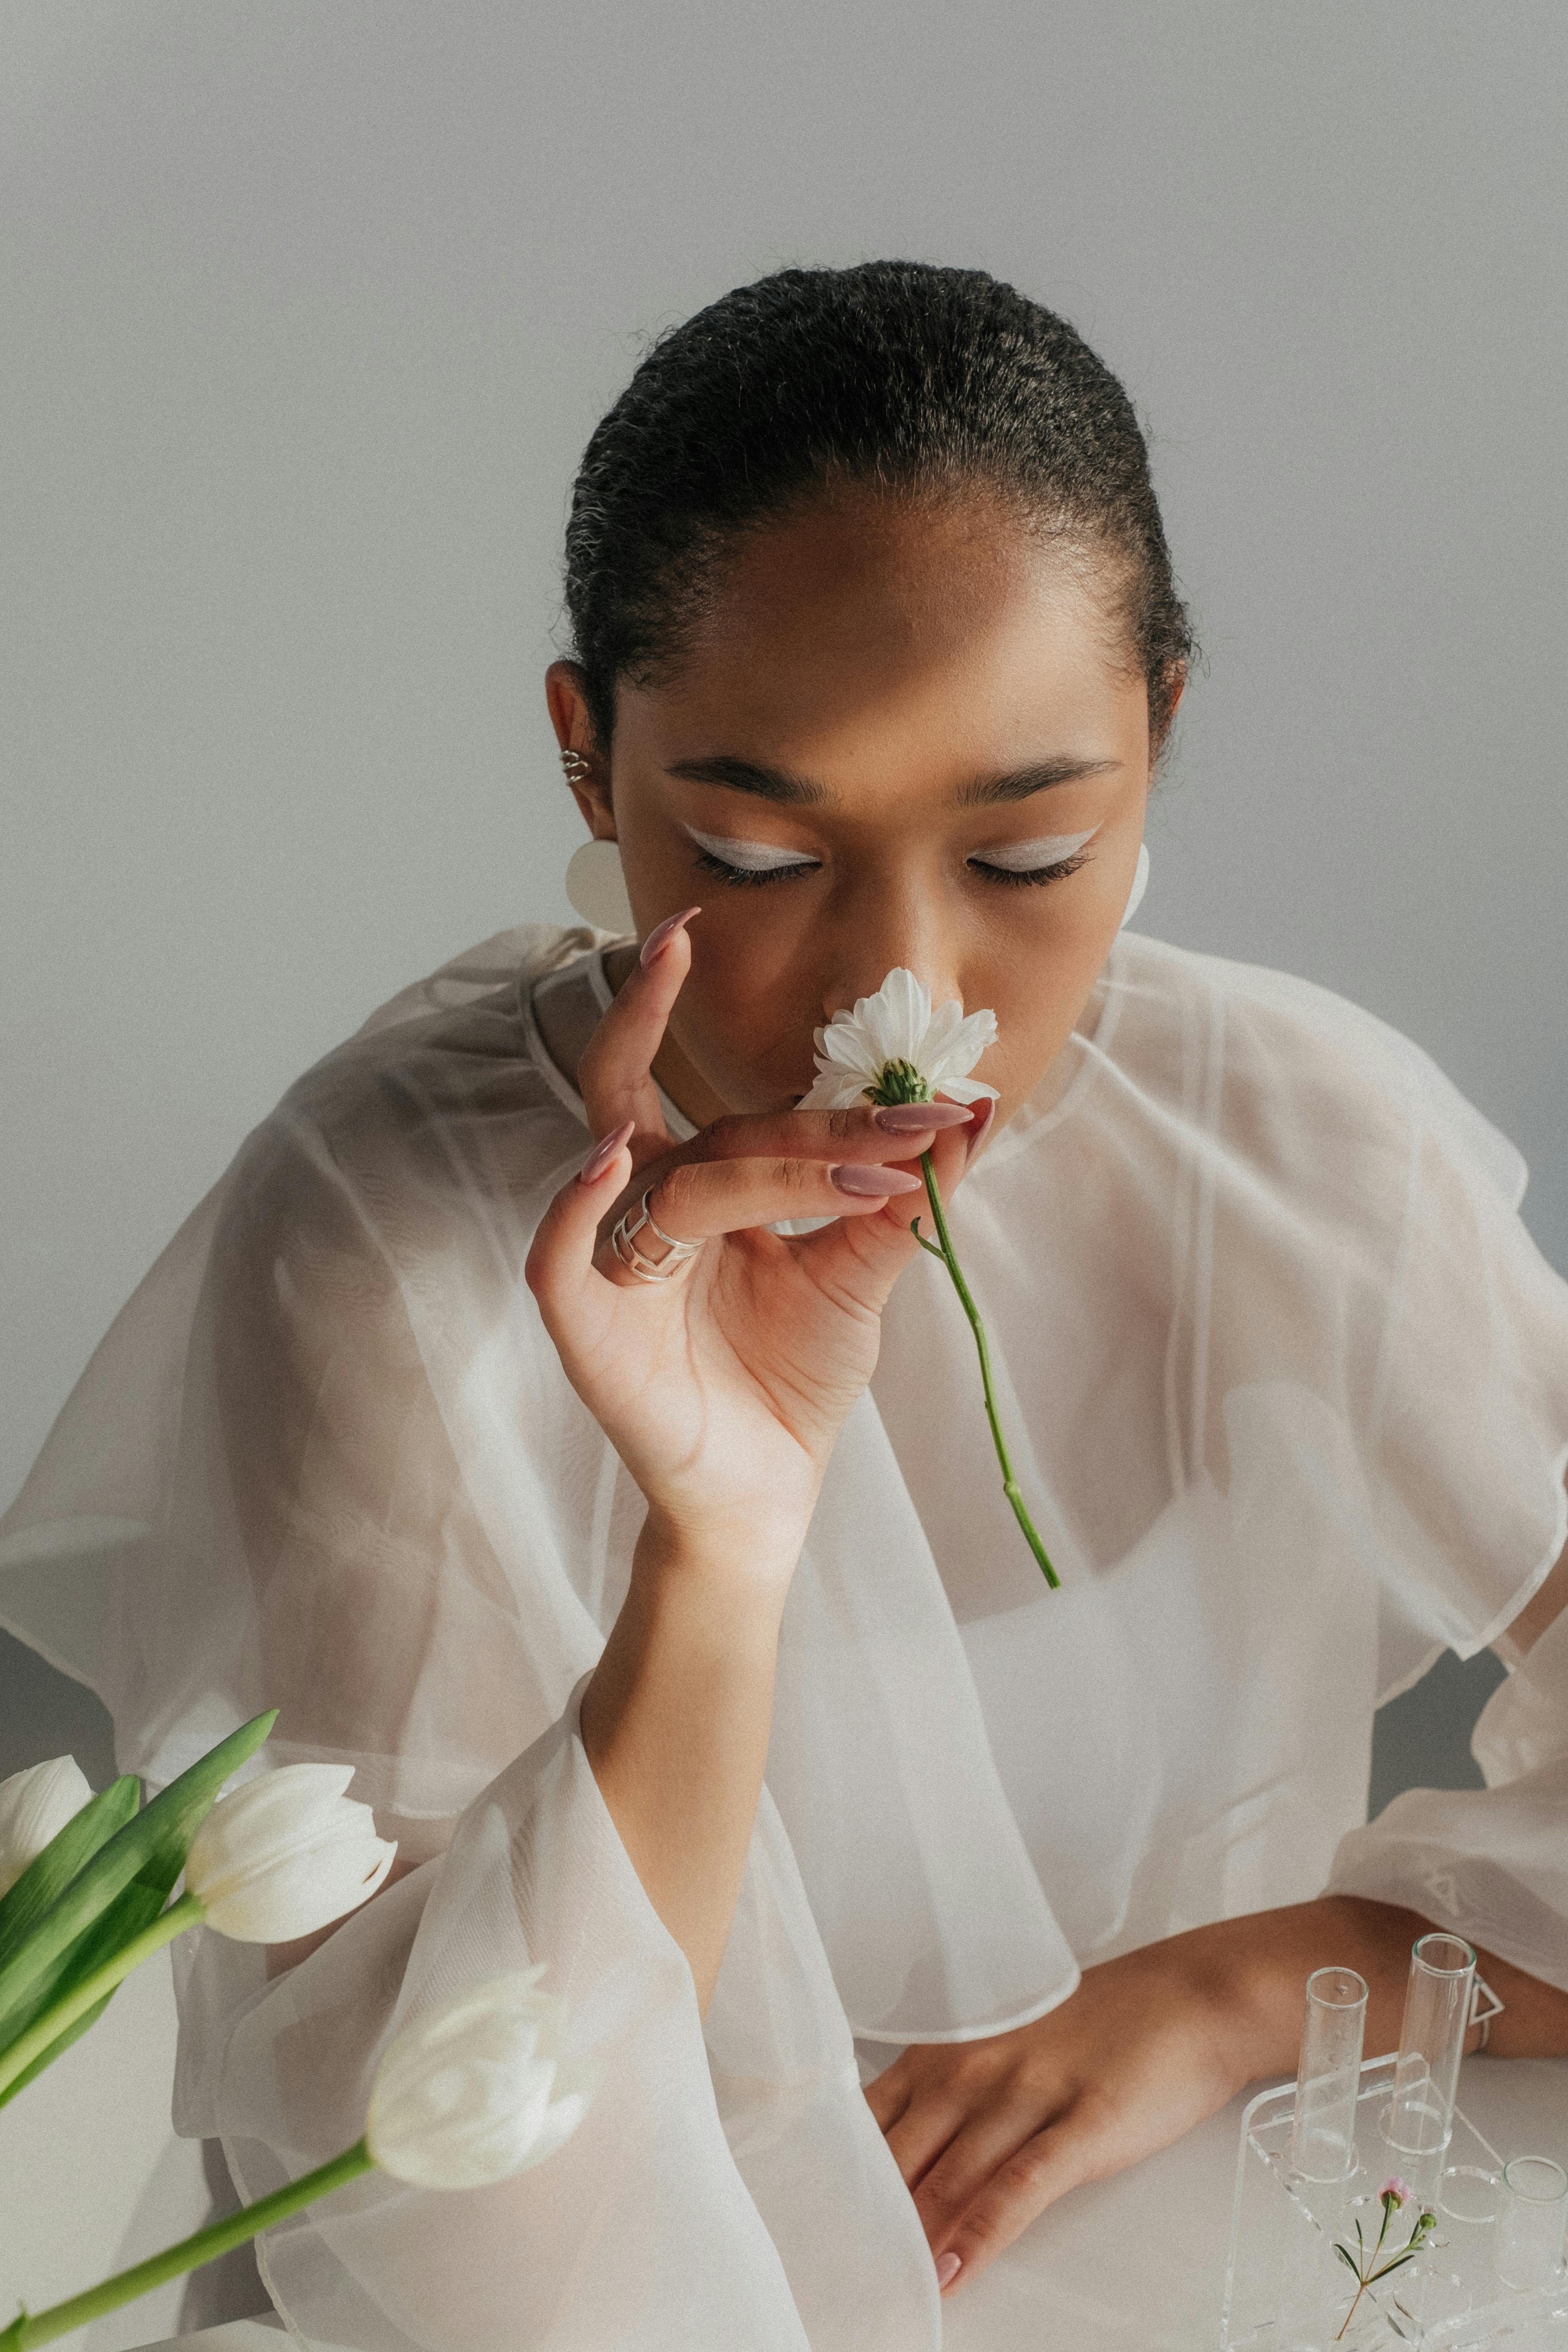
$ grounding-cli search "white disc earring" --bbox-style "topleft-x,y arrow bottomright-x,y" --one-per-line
565,839 -> 636,933
1119,840 -> 1150,931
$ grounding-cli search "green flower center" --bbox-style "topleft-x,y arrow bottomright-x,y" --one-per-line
866,1059 -> 933,1108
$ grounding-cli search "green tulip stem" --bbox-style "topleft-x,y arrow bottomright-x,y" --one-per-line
0,1892 -> 205,2105
0,2139 -> 376,2351
914,1151 -> 1060,1588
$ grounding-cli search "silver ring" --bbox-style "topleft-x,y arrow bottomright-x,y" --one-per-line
610,1188 -> 704,1283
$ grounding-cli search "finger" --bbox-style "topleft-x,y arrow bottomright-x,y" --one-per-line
862,2056 -> 915,2135
686,1100 -> 974,1167
594,1151 -> 925,1272
575,907 -> 700,1150
930,2110 -> 1097,2296
879,2084 -> 972,2192
524,1118 -> 636,1339
954,1095 -> 995,1173
789,1105 -> 979,1312
912,2093 -> 1059,2236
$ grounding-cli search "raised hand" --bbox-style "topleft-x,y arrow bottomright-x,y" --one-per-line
523,911 -> 983,2010
525,910 -> 981,1566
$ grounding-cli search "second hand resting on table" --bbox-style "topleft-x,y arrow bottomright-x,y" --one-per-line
515,913 -> 1568,2299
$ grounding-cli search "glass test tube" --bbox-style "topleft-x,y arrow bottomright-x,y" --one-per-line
1288,1965 -> 1368,2182
1381,1932 -> 1475,2188
1494,2156 -> 1568,2292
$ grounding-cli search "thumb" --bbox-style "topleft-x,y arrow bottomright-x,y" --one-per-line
524,1119 -> 635,1350
795,1113 -> 973,1314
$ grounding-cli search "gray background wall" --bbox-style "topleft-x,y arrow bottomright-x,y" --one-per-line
3,1 -> 1562,1806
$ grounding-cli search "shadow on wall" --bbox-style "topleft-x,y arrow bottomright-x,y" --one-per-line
0,1626 -> 1509,1822
1366,1644 -> 1505,1819
0,1631 -> 118,1787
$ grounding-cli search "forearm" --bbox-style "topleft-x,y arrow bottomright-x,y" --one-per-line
579,1510 -> 796,2013
1200,1895 -> 1568,2086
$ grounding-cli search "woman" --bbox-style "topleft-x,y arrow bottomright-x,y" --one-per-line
2,262 -> 1566,2350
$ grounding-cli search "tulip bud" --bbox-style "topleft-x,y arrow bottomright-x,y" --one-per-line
0,1755 -> 95,1899
365,1968 -> 599,2189
183,1763 -> 395,1941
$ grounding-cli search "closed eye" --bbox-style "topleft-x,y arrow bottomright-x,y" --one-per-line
681,824 -> 821,886
968,851 -> 1092,889
967,822 -> 1100,889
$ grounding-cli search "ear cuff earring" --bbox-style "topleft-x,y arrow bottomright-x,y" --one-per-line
560,747 -> 636,931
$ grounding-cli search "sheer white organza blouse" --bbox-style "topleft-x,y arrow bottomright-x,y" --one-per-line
2,920 -> 1566,2351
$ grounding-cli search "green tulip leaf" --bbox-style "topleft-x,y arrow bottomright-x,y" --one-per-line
0,1989 -> 117,2112
0,1711 -> 277,2061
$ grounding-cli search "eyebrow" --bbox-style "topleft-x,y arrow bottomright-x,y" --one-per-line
664,755 -> 832,807
665,752 -> 1123,809
954,755 -> 1124,807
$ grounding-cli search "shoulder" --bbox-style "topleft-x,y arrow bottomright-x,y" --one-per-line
1103,931 -> 1528,1214
219,923 -> 604,1280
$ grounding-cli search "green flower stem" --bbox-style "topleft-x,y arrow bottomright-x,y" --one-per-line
0,1892 -> 205,2105
0,2139 -> 376,2351
916,1152 -> 1060,1588
1334,2202 -> 1433,2342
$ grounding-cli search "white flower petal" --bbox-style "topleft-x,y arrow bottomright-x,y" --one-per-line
367,1972 -> 593,2189
186,1761 -> 396,1942
928,1074 -> 999,1105
818,1022 -> 877,1076
0,1756 -> 95,1900
919,998 -> 965,1062
862,968 -> 930,1068
926,1006 -> 999,1085
803,967 -> 1000,1109
797,1070 -> 875,1111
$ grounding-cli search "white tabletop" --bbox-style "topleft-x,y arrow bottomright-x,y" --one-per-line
129,2059 -> 1567,2351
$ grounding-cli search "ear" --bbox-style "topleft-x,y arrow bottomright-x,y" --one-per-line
1148,660 -> 1187,769
545,661 -> 616,840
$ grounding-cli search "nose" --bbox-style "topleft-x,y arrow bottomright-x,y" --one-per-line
818,870 -> 962,1025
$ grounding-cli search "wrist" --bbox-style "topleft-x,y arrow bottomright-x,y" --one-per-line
1202,1897 -> 1432,2086
638,1497 -> 810,1584
632,1504 -> 807,1624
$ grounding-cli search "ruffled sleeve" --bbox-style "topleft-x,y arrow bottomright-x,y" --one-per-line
1360,1025 -> 1568,1676
0,950 -> 940,2352
1319,1008 -> 1568,1986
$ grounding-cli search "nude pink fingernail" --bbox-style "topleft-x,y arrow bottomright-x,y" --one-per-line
579,1118 -> 635,1185
639,906 -> 701,969
830,1163 -> 923,1196
873,1102 -> 971,1133
935,2253 -> 961,2290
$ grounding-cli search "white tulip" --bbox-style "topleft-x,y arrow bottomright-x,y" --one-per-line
365,1967 -> 598,2189
183,1762 -> 396,1941
798,966 -> 1000,1112
0,1755 -> 95,1899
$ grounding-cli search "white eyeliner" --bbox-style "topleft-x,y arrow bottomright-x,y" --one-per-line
974,825 -> 1101,871
681,822 -> 820,873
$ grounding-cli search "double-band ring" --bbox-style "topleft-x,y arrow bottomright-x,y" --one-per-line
611,1188 -> 705,1284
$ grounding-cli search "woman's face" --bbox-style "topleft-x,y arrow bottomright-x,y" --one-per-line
549,490 -> 1176,1128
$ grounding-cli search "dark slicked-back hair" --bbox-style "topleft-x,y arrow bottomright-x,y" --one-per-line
563,260 -> 1198,756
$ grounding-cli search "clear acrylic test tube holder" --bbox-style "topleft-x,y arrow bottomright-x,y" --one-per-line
1221,2052 -> 1568,2348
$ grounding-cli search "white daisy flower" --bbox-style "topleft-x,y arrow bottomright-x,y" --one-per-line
795,966 -> 1058,1588
798,967 -> 1000,1111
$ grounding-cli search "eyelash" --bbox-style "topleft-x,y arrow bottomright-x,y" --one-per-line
690,848 -> 1093,891
691,849 -> 820,888
969,851 -> 1092,890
